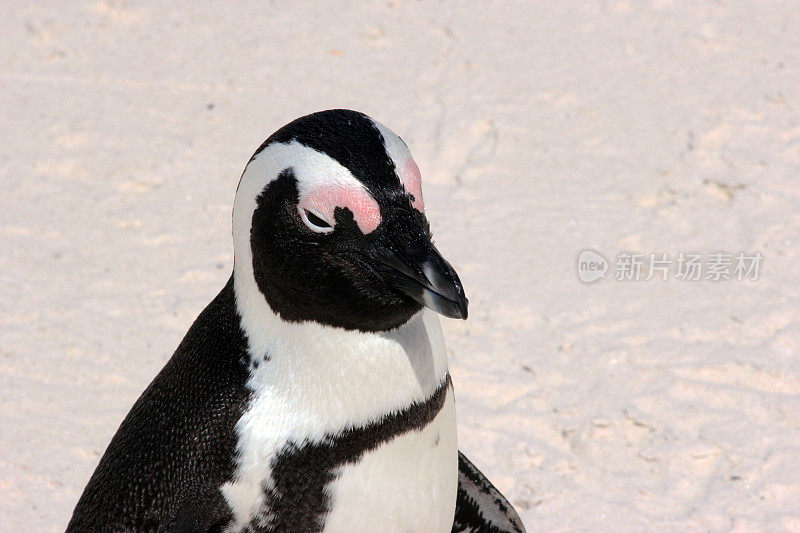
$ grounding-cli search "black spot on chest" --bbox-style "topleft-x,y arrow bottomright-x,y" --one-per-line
244,375 -> 451,533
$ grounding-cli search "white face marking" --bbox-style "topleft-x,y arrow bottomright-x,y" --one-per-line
224,127 -> 451,530
234,140 -> 381,244
372,120 -> 425,212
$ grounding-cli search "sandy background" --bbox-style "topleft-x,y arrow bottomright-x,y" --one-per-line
3,1 -> 800,531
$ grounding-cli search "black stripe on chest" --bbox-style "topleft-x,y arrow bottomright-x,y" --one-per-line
245,374 -> 452,533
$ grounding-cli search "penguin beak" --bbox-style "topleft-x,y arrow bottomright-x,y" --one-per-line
371,239 -> 469,320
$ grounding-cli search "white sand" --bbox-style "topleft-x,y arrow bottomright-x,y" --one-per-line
3,1 -> 800,531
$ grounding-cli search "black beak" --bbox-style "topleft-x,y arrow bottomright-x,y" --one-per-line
371,237 -> 468,320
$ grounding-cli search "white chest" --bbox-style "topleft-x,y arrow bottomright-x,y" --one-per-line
322,389 -> 458,533
221,308 -> 455,532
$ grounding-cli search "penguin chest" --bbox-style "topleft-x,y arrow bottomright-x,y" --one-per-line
221,385 -> 457,532
221,310 -> 456,531
322,389 -> 458,532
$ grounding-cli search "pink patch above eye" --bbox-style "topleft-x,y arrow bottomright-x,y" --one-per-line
400,160 -> 424,212
299,183 -> 382,234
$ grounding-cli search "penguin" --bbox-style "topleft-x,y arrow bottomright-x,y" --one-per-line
67,109 -> 526,533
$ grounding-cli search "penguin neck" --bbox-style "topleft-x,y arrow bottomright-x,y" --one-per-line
231,257 -> 450,422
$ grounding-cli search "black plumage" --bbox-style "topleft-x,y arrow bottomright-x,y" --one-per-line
67,279 -> 249,532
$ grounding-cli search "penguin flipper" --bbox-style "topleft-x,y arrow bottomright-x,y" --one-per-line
452,451 -> 526,533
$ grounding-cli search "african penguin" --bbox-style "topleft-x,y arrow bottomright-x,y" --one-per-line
67,109 -> 526,533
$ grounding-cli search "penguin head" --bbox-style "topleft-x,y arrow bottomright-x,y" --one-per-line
232,109 -> 468,333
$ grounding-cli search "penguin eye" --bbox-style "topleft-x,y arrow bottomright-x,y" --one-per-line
301,209 -> 334,233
